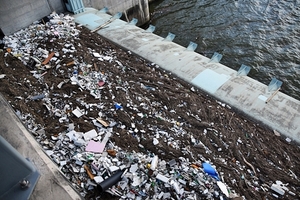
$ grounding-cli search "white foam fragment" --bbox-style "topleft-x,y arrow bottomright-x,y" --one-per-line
84,129 -> 98,141
271,184 -> 285,195
94,176 -> 104,184
156,173 -> 169,183
72,107 -> 83,118
93,52 -> 101,57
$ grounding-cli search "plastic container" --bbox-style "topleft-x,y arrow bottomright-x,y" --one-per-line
202,162 -> 220,181
98,170 -> 124,192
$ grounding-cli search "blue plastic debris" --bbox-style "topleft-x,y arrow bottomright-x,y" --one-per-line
114,103 -> 123,110
73,69 -> 78,78
202,162 -> 220,181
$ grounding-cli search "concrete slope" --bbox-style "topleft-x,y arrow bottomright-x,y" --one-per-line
0,93 -> 82,200
74,8 -> 300,143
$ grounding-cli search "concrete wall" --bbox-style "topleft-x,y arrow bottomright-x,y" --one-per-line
82,0 -> 150,26
49,0 -> 66,14
0,0 -> 65,35
0,0 -> 151,35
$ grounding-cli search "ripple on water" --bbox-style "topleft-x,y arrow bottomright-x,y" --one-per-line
149,0 -> 300,100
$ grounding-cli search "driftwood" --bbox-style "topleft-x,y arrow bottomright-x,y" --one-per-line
265,87 -> 280,103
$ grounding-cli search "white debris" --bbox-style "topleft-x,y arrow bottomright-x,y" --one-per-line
156,173 -> 169,183
271,183 -> 285,195
83,129 -> 98,141
93,52 -> 101,57
153,138 -> 159,145
0,74 -> 6,79
150,155 -> 158,170
72,107 -> 84,118
94,176 -> 104,184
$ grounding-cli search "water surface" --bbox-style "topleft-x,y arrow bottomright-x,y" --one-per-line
149,0 -> 300,100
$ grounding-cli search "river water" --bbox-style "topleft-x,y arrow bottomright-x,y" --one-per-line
148,0 -> 300,100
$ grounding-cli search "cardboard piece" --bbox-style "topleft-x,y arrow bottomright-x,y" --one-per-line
42,52 -> 55,65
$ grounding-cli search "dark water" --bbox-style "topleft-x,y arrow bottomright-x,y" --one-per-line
148,0 -> 300,100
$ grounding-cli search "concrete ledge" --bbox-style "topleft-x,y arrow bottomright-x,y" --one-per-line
74,8 -> 300,143
0,93 -> 82,200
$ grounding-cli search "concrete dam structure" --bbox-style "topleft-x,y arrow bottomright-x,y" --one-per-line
74,8 -> 300,143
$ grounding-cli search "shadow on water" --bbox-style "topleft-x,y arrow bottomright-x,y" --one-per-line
147,0 -> 300,100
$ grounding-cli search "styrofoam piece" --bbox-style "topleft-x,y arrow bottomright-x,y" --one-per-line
66,130 -> 78,141
93,52 -> 101,57
153,138 -> 159,145
130,163 -> 138,173
84,129 -> 98,141
74,138 -> 85,147
60,160 -> 67,166
0,74 -> 6,79
132,175 -> 141,187
46,150 -> 54,156
150,155 -> 158,170
72,107 -> 83,118
94,176 -> 104,184
217,181 -> 229,197
156,173 -> 169,183
271,184 -> 285,195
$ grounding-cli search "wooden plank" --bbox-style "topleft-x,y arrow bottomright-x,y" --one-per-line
42,52 -> 55,65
